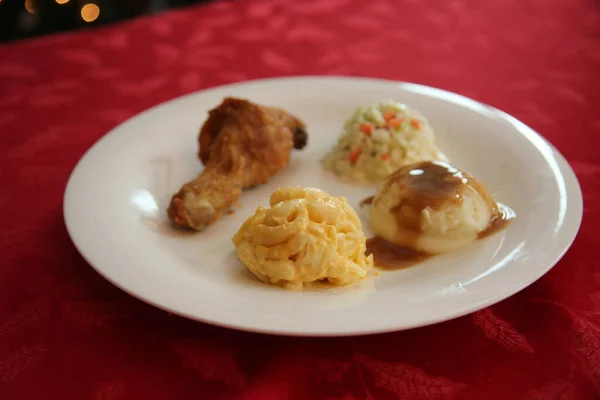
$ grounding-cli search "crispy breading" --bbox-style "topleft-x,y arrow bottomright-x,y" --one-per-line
168,97 -> 308,231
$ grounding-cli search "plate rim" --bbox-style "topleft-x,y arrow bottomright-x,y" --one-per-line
63,75 -> 584,336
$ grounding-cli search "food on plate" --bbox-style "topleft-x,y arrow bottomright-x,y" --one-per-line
365,161 -> 514,267
322,100 -> 446,183
168,97 -> 308,231
232,187 -> 373,288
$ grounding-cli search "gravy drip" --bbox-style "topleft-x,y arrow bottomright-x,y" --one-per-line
360,196 -> 374,207
366,237 -> 431,269
478,203 -> 515,239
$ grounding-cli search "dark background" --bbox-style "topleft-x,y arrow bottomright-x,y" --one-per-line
0,0 -> 212,43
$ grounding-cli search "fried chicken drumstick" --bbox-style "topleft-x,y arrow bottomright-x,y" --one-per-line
167,97 -> 308,231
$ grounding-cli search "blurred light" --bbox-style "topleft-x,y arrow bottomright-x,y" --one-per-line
25,0 -> 36,13
18,10 -> 39,31
56,0 -> 70,4
81,3 -> 100,22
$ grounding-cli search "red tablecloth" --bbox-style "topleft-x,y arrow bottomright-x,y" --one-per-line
1,0 -> 599,398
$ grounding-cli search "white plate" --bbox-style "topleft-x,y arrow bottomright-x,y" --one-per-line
64,76 -> 582,336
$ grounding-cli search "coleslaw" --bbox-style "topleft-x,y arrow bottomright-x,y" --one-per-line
321,101 -> 447,183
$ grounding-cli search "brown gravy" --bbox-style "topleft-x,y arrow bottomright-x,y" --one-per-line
360,195 -> 375,206
366,237 -> 431,269
478,203 -> 515,239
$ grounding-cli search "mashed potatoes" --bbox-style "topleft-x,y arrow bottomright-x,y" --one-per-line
322,101 -> 447,183
369,161 -> 509,254
232,187 -> 373,287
